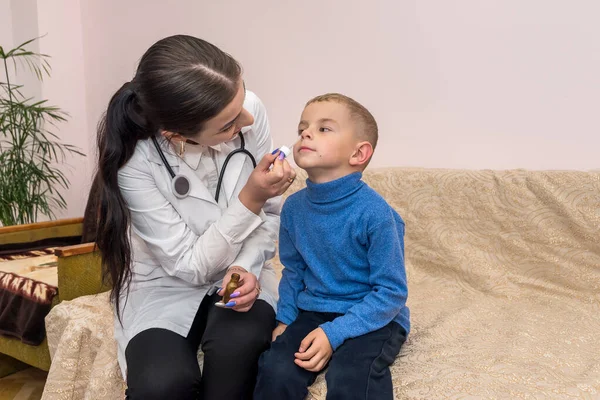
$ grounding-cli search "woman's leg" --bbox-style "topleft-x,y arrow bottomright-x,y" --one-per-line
125,328 -> 202,400
200,295 -> 276,399
124,292 -> 215,400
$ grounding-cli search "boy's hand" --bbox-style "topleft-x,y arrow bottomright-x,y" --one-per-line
272,322 -> 288,341
294,327 -> 332,372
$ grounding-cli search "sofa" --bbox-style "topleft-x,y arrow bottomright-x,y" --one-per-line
0,218 -> 108,377
40,167 -> 600,399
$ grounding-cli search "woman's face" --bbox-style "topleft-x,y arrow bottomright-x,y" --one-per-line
188,80 -> 254,147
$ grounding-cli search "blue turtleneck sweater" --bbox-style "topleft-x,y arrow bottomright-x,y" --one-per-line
276,172 -> 410,350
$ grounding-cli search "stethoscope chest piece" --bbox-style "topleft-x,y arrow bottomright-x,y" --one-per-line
151,132 -> 255,201
172,174 -> 191,198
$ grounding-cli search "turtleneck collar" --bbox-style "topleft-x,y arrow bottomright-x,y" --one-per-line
305,172 -> 364,204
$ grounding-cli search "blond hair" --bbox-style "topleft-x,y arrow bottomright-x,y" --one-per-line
305,93 -> 378,150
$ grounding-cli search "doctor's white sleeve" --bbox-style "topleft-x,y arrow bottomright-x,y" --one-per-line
118,157 -> 264,286
230,91 -> 281,279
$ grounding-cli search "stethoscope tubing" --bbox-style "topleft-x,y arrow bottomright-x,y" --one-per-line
151,132 -> 256,201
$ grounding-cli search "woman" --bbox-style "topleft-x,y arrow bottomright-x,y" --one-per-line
93,34 -> 296,399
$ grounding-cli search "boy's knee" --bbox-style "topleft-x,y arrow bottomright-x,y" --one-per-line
325,364 -> 345,387
326,362 -> 393,400
259,347 -> 294,377
255,349 -> 309,399
258,346 -> 308,389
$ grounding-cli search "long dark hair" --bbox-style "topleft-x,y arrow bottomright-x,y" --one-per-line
93,35 -> 241,320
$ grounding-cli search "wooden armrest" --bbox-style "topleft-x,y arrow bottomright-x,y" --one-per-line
0,218 -> 84,234
55,242 -> 97,257
55,242 -> 107,301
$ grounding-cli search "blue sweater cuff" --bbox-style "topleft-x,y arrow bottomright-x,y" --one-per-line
319,321 -> 346,350
276,308 -> 297,326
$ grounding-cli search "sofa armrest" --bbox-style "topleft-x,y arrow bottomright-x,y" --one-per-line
0,218 -> 83,246
55,242 -> 96,257
55,243 -> 109,302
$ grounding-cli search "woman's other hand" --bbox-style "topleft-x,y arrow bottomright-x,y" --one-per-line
217,266 -> 261,312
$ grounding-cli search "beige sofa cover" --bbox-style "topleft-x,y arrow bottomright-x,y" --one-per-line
42,168 -> 600,399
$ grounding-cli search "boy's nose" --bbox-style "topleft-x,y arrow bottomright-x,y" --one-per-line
300,129 -> 313,139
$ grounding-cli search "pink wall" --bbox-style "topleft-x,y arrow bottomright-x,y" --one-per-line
3,0 -> 600,218
80,0 -> 600,173
4,0 -> 41,101
36,0 -> 90,219
0,0 -> 89,221
0,2 -> 13,63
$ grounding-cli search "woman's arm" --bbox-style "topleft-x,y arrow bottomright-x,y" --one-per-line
119,154 -> 264,286
229,91 -> 282,279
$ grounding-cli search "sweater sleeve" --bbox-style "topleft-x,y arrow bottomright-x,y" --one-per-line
275,215 -> 308,325
319,214 -> 407,350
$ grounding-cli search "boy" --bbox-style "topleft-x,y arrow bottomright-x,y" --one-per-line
254,93 -> 410,399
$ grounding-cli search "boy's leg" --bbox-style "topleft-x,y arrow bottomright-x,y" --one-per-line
254,311 -> 328,400
325,322 -> 407,400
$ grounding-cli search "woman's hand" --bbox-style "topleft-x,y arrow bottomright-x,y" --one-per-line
239,150 -> 296,214
217,266 -> 261,312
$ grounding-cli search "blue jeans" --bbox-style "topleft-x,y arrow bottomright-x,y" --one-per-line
254,310 -> 407,400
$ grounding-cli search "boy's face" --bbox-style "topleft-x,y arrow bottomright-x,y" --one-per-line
294,101 -> 360,181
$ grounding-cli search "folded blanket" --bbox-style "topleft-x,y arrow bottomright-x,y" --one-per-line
0,252 -> 58,345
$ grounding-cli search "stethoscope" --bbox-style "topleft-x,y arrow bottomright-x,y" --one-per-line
151,131 -> 257,202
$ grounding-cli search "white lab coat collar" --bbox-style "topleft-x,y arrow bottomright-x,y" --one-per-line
145,134 -> 251,205
146,136 -> 217,205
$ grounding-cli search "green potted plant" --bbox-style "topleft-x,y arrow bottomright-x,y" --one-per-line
0,38 -> 84,226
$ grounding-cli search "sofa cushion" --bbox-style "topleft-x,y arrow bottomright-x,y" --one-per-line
42,168 -> 600,399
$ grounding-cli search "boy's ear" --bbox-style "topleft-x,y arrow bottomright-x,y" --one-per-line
349,141 -> 374,167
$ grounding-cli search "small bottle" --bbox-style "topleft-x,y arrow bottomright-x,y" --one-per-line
279,145 -> 292,158
222,273 -> 241,304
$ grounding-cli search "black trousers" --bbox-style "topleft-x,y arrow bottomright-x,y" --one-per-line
125,292 -> 275,400
254,310 -> 407,400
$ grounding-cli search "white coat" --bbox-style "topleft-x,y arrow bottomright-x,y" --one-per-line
113,91 -> 280,378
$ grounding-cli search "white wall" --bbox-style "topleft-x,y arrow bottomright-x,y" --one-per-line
3,0 -> 600,218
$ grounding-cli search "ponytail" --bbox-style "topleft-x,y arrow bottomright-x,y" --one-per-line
90,35 -> 243,323
94,82 -> 152,322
